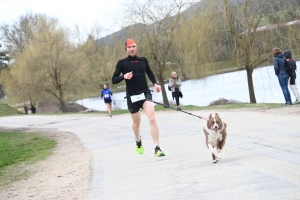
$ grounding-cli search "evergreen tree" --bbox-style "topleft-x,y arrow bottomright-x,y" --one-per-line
0,44 -> 9,71
0,44 -> 9,98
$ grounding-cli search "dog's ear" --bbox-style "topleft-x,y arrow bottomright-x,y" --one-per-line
207,114 -> 213,126
215,113 -> 222,123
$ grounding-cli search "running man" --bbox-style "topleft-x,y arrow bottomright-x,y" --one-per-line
111,38 -> 165,157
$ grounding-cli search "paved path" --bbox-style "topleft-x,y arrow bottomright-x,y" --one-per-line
1,108 -> 300,200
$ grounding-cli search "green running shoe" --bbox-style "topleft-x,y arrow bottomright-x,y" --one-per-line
136,140 -> 144,154
154,146 -> 165,157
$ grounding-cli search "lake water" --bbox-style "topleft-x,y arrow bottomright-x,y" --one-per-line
76,63 -> 300,111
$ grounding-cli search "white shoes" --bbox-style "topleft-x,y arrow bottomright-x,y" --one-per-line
294,99 -> 300,104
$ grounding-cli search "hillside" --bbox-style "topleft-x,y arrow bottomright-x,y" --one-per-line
97,0 -> 300,46
0,104 -> 18,116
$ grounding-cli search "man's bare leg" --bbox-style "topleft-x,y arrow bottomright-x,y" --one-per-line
130,111 -> 144,154
143,101 -> 165,156
142,101 -> 159,144
130,111 -> 141,139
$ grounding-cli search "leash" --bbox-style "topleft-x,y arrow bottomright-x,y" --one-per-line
147,99 -> 207,121
123,92 -> 207,120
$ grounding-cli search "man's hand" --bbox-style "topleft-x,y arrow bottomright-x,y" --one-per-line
124,71 -> 133,80
154,83 -> 161,93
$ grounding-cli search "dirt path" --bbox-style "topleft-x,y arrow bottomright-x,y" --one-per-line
0,129 -> 91,200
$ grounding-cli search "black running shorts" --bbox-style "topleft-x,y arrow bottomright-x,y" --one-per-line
104,99 -> 112,104
127,90 -> 152,114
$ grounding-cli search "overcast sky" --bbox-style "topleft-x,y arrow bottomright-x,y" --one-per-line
0,0 -> 127,38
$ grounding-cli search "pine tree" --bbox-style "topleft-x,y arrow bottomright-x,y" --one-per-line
0,44 -> 9,98
0,44 -> 9,71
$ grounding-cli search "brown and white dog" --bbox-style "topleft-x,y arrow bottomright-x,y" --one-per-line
203,113 -> 227,163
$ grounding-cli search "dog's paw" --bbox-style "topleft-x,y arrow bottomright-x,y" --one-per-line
212,159 -> 218,164
216,157 -> 222,161
216,152 -> 222,160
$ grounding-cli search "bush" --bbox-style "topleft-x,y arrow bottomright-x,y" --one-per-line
209,98 -> 242,106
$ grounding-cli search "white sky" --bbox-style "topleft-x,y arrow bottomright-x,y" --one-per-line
0,0 -> 127,38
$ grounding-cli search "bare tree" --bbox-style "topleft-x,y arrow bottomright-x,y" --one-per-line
215,0 -> 295,103
4,16 -> 82,112
78,34 -> 115,94
124,0 -> 194,106
0,12 -> 46,54
173,4 -> 224,80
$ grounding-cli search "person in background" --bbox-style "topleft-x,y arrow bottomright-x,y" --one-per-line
101,84 -> 113,117
272,47 -> 292,105
111,38 -> 165,157
31,104 -> 36,113
168,71 -> 183,110
24,104 -> 28,114
283,50 -> 300,104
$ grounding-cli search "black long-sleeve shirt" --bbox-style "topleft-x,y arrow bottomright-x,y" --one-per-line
112,55 -> 157,95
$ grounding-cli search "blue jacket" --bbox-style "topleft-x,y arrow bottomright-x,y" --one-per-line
274,54 -> 288,75
101,88 -> 112,100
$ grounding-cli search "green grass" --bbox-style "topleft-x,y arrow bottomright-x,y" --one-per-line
0,100 -> 285,117
34,102 -> 289,116
0,131 -> 56,185
0,104 -> 18,116
37,109 -> 130,115
154,102 -> 287,112
183,103 -> 284,110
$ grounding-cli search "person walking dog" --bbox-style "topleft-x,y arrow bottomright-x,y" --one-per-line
112,38 -> 165,157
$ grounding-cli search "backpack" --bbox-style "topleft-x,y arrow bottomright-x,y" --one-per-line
285,59 -> 295,73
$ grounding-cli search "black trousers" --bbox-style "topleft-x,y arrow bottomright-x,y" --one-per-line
172,92 -> 180,106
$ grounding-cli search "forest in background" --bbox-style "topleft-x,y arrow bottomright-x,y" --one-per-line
1,0 -> 300,112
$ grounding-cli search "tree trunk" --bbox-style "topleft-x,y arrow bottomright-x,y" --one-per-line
58,88 -> 68,112
157,76 -> 170,107
155,62 -> 170,107
246,65 -> 256,103
59,100 -> 68,112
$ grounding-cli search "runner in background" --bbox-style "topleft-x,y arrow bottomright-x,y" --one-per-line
101,84 -> 113,117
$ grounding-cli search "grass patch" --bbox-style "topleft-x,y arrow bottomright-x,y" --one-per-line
0,131 -> 56,186
18,102 -> 292,116
184,103 -> 283,110
0,104 -> 18,117
154,102 -> 286,112
37,109 -> 130,116
109,109 -> 129,115
53,102 -> 288,115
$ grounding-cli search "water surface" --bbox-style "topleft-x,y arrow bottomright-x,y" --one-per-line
77,64 -> 300,111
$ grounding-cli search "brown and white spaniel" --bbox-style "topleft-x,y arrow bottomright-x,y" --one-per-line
203,113 -> 227,163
